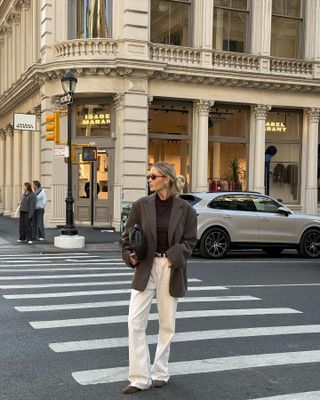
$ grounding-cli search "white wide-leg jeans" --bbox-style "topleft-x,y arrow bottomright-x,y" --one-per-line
128,257 -> 178,390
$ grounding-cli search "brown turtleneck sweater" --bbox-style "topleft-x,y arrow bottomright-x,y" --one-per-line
156,195 -> 174,253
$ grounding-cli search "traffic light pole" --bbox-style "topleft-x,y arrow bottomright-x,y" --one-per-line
61,100 -> 78,236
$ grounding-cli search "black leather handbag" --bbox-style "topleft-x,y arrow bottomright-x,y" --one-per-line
128,224 -> 148,261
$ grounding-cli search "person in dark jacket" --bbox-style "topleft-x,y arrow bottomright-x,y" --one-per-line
17,182 -> 36,244
121,162 -> 197,395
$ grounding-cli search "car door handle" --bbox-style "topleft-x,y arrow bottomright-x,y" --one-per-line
261,217 -> 270,221
223,215 -> 232,219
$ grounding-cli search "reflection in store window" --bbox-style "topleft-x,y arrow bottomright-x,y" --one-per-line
208,105 -> 248,192
77,0 -> 112,38
265,111 -> 301,203
76,104 -> 111,137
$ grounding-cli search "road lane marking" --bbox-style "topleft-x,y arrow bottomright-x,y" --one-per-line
0,253 -> 89,258
225,283 -> 320,288
15,296 -> 260,312
0,267 -> 127,272
248,391 -> 320,400
71,349 -> 320,385
3,286 -> 229,299
0,272 -> 134,280
29,308 -> 301,329
49,324 -> 320,352
0,278 -> 201,290
0,256 -> 103,262
0,262 -> 125,268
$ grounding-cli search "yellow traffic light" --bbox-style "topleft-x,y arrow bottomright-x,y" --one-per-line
45,111 -> 60,143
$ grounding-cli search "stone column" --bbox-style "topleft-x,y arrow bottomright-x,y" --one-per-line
251,0 -> 272,72
0,130 -> 6,213
32,108 -> 42,181
21,130 -> 32,184
305,0 -> 320,77
7,12 -> 21,82
253,105 -> 271,194
305,108 -> 320,215
0,38 -> 4,94
4,125 -> 14,216
12,130 -> 22,215
195,100 -> 212,192
194,0 -> 214,67
20,3 -> 27,72
112,93 -> 125,231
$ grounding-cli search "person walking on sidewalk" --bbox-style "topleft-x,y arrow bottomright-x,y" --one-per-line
122,162 -> 197,394
32,180 -> 47,241
17,182 -> 36,244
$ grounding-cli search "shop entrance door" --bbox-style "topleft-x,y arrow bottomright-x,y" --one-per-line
75,148 -> 113,226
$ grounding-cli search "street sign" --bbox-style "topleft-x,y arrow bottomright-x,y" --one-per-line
54,145 -> 69,157
13,113 -> 37,131
60,93 -> 73,105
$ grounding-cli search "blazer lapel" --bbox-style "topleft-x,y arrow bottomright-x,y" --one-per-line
168,197 -> 183,245
145,194 -> 157,243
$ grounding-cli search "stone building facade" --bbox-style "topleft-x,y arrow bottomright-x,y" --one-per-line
0,0 -> 320,230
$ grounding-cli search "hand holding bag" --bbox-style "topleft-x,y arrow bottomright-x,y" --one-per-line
128,224 -> 148,261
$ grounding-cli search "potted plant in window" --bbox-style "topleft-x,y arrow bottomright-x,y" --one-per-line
229,158 -> 242,191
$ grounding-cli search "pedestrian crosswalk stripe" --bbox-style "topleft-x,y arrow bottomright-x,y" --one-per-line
0,253 -> 89,258
71,349 -> 320,385
0,272 -> 134,280
248,391 -> 320,400
0,262 -> 126,268
16,295 -> 260,312
49,324 -> 319,353
226,283 -> 320,288
29,308 -> 301,329
0,278 -> 201,290
0,266 -> 127,272
3,286 -> 229,299
0,255 -> 103,262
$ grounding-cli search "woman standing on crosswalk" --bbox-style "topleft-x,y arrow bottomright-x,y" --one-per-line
122,161 -> 197,394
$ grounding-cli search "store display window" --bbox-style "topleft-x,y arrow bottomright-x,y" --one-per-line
271,0 -> 302,58
151,0 -> 192,46
76,104 -> 112,137
265,110 -> 301,204
208,105 -> 249,192
213,0 -> 250,53
148,101 -> 191,190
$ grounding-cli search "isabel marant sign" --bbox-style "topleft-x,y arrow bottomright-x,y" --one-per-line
13,113 -> 37,131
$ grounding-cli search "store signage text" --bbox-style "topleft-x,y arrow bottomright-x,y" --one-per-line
13,113 -> 37,131
81,113 -> 111,126
266,122 -> 286,133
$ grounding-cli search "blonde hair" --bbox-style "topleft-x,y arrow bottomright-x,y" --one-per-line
153,162 -> 186,196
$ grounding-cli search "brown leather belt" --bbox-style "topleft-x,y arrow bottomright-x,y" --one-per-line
154,252 -> 167,258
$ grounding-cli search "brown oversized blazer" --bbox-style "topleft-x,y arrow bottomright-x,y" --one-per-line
122,193 -> 198,298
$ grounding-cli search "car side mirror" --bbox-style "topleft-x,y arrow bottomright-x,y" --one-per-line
278,206 -> 290,216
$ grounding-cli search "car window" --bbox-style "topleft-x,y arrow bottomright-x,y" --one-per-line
208,195 -> 256,212
179,194 -> 201,206
252,196 -> 281,213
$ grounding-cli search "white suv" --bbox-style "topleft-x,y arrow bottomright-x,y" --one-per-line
181,192 -> 320,259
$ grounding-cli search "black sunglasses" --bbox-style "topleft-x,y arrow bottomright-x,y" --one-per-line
146,174 -> 165,180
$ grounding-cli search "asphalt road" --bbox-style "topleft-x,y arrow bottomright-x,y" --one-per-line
0,251 -> 319,400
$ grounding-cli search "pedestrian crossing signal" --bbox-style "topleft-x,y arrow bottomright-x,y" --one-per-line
45,112 -> 60,143
82,146 -> 97,162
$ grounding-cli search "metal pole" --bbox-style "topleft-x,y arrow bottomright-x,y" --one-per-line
62,101 -> 78,235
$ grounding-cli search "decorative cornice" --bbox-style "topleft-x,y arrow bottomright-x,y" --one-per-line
307,107 -> 320,123
0,129 -> 6,141
113,93 -> 125,111
196,100 -> 213,115
17,0 -> 31,10
254,104 -> 271,120
0,26 -> 12,36
5,124 -> 14,137
7,11 -> 21,24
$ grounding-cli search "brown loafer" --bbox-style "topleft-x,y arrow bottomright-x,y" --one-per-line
122,385 -> 141,394
153,380 -> 167,388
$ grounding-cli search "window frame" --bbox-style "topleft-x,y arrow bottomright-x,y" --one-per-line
251,194 -> 283,214
271,0 -> 304,59
213,0 -> 251,53
208,194 -> 257,212
150,0 -> 193,47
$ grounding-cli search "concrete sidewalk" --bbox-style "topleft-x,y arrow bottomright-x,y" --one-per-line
0,215 -> 121,253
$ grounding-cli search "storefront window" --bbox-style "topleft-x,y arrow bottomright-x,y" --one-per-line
213,0 -> 249,53
148,101 -> 191,190
69,0 -> 112,39
151,0 -> 191,46
271,0 -> 302,58
265,110 -> 301,204
76,104 -> 112,137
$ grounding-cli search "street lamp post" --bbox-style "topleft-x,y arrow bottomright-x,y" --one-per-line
61,71 -> 78,236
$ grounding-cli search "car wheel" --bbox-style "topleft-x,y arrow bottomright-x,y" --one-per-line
298,229 -> 320,258
262,247 -> 283,257
199,228 -> 230,259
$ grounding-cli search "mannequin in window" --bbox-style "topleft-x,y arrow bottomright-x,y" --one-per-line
84,182 -> 101,198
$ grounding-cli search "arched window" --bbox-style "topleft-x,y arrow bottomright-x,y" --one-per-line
69,0 -> 112,39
